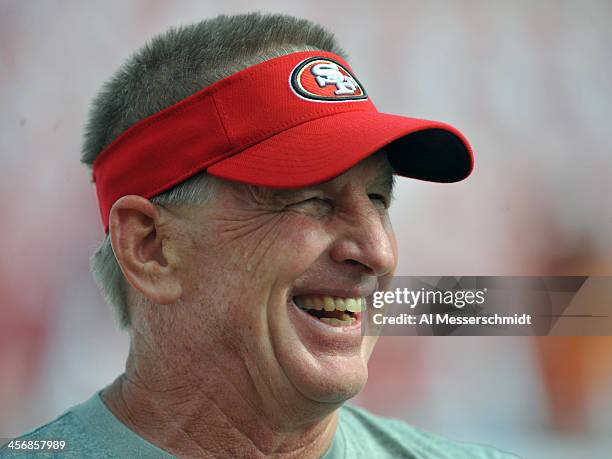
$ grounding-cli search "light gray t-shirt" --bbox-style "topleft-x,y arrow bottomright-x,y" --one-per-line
1,392 -> 518,458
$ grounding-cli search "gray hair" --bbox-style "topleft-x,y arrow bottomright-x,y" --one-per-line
82,13 -> 346,328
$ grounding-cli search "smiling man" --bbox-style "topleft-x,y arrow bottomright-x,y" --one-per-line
4,12 -> 516,459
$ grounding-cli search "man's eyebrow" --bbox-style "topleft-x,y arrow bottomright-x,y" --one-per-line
246,184 -> 309,203
247,166 -> 396,202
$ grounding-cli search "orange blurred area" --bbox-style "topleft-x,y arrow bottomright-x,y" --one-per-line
534,337 -> 612,434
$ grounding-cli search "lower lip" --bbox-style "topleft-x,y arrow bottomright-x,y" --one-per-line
287,299 -> 363,349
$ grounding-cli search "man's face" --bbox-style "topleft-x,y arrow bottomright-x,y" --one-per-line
165,152 -> 397,414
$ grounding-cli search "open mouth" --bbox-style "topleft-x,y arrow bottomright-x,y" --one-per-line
293,295 -> 363,327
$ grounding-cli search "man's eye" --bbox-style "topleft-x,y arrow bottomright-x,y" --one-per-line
297,197 -> 333,207
287,197 -> 333,213
368,193 -> 389,208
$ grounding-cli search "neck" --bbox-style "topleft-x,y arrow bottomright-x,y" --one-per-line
102,335 -> 339,458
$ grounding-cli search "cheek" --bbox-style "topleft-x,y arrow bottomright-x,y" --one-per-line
180,215 -> 332,306
275,220 -> 332,281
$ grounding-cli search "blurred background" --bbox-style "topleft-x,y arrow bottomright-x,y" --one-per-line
1,1 -> 611,458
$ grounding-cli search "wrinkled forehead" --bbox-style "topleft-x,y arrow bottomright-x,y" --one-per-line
246,150 -> 395,201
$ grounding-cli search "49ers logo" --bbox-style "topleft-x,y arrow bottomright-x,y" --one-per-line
290,57 -> 368,102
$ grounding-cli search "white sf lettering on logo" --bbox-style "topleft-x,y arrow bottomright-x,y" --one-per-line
311,63 -> 358,95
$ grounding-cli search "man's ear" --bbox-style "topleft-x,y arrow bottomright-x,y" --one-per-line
108,195 -> 182,305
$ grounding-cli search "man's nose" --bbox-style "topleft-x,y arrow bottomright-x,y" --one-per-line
329,203 -> 396,277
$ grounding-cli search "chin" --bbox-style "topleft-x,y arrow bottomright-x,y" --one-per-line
267,294 -> 378,408
299,356 -> 370,404
274,334 -> 373,406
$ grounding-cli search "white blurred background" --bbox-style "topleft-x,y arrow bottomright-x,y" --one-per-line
1,1 -> 612,458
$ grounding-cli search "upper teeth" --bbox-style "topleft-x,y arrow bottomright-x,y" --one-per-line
295,295 -> 364,312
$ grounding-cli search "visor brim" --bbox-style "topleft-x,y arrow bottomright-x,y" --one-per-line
207,110 -> 473,187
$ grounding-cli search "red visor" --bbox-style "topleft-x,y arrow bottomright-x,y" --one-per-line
92,51 -> 473,232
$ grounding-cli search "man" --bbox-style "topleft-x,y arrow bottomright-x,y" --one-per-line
3,13 -> 516,459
